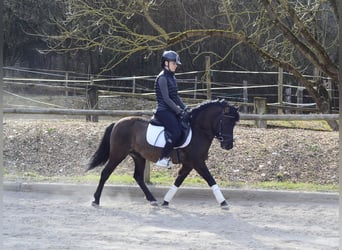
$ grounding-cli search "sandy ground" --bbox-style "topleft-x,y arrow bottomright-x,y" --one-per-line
3,188 -> 339,250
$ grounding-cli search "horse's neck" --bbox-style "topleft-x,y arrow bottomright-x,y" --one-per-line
192,111 -> 219,138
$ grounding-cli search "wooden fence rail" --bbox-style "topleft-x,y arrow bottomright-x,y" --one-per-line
3,108 -> 154,117
3,108 -> 339,121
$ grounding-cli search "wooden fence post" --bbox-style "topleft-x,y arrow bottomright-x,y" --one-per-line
205,56 -> 211,100
278,67 -> 284,114
86,77 -> 99,122
65,72 -> 69,96
284,87 -> 292,114
254,97 -> 267,128
132,75 -> 136,96
325,78 -> 332,102
144,161 -> 151,183
194,76 -> 198,99
296,84 -> 303,114
242,80 -> 248,113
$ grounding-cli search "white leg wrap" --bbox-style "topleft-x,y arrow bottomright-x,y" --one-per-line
164,185 -> 178,203
211,184 -> 225,204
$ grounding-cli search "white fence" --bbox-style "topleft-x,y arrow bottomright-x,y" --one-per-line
3,66 -> 339,113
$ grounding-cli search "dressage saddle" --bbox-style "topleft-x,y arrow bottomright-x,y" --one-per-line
149,116 -> 191,147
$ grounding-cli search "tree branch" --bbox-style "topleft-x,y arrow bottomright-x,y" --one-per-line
260,0 -> 338,81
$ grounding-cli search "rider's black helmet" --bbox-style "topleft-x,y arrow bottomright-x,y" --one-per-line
161,50 -> 181,68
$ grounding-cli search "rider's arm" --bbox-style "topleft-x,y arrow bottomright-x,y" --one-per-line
174,95 -> 186,110
158,77 -> 182,114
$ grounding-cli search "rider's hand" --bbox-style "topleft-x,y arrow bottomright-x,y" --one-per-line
179,109 -> 190,122
183,106 -> 190,112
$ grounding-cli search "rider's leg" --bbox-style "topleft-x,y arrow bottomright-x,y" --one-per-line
160,137 -> 174,159
155,111 -> 181,167
156,138 -> 174,167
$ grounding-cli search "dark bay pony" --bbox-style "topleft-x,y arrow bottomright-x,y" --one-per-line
87,99 -> 239,209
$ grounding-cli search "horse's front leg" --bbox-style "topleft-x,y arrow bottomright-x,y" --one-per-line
162,164 -> 192,207
195,162 -> 229,210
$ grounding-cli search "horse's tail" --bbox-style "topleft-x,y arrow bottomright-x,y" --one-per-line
87,123 -> 115,171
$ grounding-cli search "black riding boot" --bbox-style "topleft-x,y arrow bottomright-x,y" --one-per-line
160,141 -> 174,159
156,140 -> 174,168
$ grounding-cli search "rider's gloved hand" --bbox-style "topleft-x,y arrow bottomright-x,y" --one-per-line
183,106 -> 190,112
179,107 -> 190,122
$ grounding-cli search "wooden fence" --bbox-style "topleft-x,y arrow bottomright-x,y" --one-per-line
4,66 -> 339,114
3,76 -> 326,114
3,107 -> 339,122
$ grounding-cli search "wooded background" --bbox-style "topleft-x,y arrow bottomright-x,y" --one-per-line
4,1 -> 266,75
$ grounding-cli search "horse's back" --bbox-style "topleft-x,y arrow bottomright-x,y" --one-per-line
110,116 -> 152,154
115,116 -> 149,126
112,116 -> 149,137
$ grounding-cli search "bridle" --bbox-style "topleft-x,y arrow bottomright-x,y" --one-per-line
192,101 -> 238,143
214,112 -> 236,143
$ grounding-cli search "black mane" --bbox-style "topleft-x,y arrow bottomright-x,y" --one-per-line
190,99 -> 227,119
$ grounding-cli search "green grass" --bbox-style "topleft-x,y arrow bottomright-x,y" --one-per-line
4,172 -> 207,187
4,172 -> 338,192
239,119 -> 334,131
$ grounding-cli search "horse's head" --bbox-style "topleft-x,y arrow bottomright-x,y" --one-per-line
190,99 -> 239,150
215,102 -> 239,150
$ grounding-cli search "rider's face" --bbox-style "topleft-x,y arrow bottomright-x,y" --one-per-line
166,61 -> 178,72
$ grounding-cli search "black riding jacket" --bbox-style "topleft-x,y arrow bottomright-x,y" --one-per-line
155,69 -> 185,114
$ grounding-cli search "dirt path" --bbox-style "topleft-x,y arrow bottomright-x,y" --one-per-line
3,189 -> 338,250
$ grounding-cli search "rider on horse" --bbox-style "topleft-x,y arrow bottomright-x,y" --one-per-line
154,50 -> 190,168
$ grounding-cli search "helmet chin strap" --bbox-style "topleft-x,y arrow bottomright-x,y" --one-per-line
164,61 -> 170,70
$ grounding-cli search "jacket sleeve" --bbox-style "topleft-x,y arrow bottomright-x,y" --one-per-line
158,76 -> 182,114
174,95 -> 186,110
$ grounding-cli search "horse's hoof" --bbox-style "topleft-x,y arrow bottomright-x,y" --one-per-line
150,201 -> 159,206
220,201 -> 229,210
161,201 -> 169,207
92,201 -> 100,208
221,204 -> 229,210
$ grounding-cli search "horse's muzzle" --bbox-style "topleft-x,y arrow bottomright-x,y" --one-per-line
220,142 -> 233,150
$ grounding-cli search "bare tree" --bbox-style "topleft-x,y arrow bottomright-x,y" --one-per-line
43,0 -> 339,128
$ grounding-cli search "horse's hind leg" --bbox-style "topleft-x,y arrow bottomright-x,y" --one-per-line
132,154 -> 158,205
92,158 -> 123,207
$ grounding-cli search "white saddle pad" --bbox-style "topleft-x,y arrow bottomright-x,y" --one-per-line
146,123 -> 192,148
